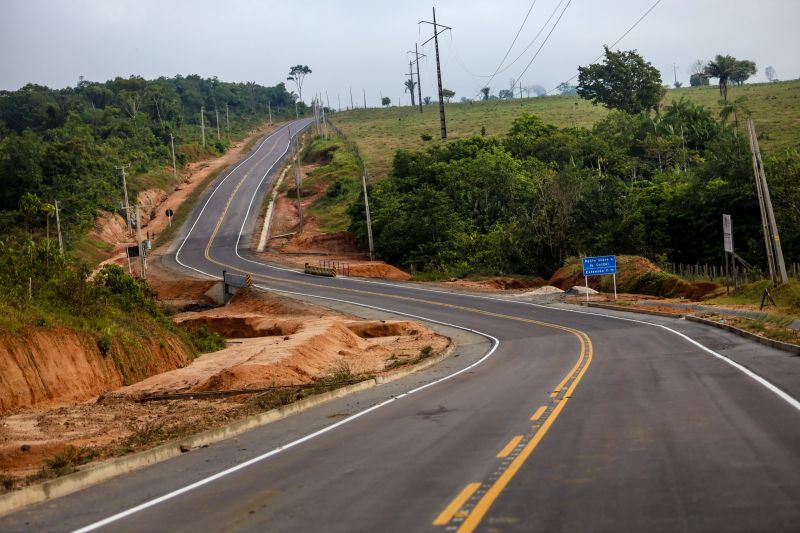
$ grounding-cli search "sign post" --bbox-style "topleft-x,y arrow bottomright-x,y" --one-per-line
723,214 -> 734,289
582,255 -> 618,302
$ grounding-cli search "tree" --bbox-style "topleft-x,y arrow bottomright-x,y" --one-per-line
765,66 -> 779,83
442,89 -> 455,103
287,65 -> 312,101
557,83 -> 578,95
18,192 -> 42,234
404,79 -> 417,106
525,85 -> 546,97
498,89 -> 514,100
730,60 -> 757,86
577,47 -> 666,115
673,81 -> 683,89
382,96 -> 391,107
689,73 -> 709,87
718,96 -> 750,137
703,55 -> 739,100
480,87 -> 491,101
423,96 -> 432,105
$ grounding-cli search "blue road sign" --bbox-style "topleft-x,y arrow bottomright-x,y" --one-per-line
583,255 -> 617,276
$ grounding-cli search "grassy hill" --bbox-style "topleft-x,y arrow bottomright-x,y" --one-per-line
332,80 -> 800,179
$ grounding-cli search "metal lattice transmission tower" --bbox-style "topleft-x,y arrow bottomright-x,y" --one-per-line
419,7 -> 451,139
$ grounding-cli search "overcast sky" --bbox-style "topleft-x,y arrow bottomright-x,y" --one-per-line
2,0 -> 798,106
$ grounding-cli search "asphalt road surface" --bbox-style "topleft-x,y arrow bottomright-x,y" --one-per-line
3,121 -> 799,532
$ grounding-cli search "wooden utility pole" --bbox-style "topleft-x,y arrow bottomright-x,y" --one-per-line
747,118 -> 788,285
200,106 -> 206,147
419,7 -> 451,139
363,88 -> 367,109
54,199 -> 63,254
215,108 -> 221,139
225,102 -> 230,130
268,100 -> 272,124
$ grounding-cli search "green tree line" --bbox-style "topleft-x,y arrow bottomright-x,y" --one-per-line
348,103 -> 799,278
0,75 -> 300,243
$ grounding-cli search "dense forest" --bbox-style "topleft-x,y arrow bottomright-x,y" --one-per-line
0,75 -> 300,243
349,102 -> 800,278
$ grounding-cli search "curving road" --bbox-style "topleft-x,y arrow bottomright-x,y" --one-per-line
3,121 -> 800,532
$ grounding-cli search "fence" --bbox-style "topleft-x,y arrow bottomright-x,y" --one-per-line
663,261 -> 800,285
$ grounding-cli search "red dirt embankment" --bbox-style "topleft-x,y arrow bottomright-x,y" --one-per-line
106,290 -> 446,399
0,328 -> 191,414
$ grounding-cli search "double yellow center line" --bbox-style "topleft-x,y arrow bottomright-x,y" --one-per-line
197,153 -> 594,532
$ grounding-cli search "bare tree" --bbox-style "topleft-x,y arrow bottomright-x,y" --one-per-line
766,66 -> 779,82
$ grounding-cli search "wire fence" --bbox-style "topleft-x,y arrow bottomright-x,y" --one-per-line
663,261 -> 800,285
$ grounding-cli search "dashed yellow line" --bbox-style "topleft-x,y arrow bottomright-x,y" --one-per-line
530,405 -> 547,421
455,332 -> 593,533
433,483 -> 481,526
496,436 -> 523,458
195,160 -> 594,533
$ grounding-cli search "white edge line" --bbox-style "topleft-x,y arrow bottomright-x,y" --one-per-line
94,115 -> 797,532
73,288 -> 499,533
222,130 -> 800,414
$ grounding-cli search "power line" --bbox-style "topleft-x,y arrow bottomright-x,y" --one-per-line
511,0 -> 574,86
482,0 -> 539,86
546,0 -> 664,94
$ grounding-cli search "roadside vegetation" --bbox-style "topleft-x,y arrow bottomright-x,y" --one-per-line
333,80 -> 800,180
301,136 -> 363,232
0,75 -> 300,254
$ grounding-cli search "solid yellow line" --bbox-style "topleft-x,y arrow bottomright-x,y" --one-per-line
530,405 -> 547,421
433,482 -> 481,526
456,333 -> 593,533
496,436 -> 523,458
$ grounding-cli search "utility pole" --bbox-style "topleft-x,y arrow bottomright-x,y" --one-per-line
350,87 -> 354,110
747,118 -> 788,285
419,7 -> 451,139
295,101 -> 299,120
135,205 -> 146,280
363,88 -> 367,109
673,63 -> 678,87
411,44 -> 425,113
225,102 -> 229,130
215,108 -> 221,139
116,164 -> 132,234
54,199 -> 63,254
338,94 -> 341,112
292,134 -> 304,234
200,106 -> 206,147
169,133 -> 178,182
268,100 -> 272,124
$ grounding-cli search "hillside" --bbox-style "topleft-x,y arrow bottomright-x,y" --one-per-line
333,80 -> 800,179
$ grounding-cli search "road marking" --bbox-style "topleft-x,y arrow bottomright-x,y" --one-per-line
433,483 -> 481,526
496,436 -> 523,459
530,406 -> 547,421
454,331 -> 593,533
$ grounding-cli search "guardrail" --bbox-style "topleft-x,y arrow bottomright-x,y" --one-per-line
304,263 -> 337,277
320,259 -> 350,277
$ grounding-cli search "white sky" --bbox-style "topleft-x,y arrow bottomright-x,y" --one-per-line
1,0 -> 798,106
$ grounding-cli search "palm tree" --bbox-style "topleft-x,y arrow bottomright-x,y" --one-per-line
719,96 -> 750,140
703,55 -> 739,100
403,79 -> 417,106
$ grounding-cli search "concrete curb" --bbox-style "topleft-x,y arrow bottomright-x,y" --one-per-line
0,343 -> 455,517
685,315 -> 800,355
583,302 -> 686,319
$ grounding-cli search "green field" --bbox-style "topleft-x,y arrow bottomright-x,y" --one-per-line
332,81 -> 800,179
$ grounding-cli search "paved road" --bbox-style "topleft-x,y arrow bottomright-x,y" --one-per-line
4,121 -> 799,532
